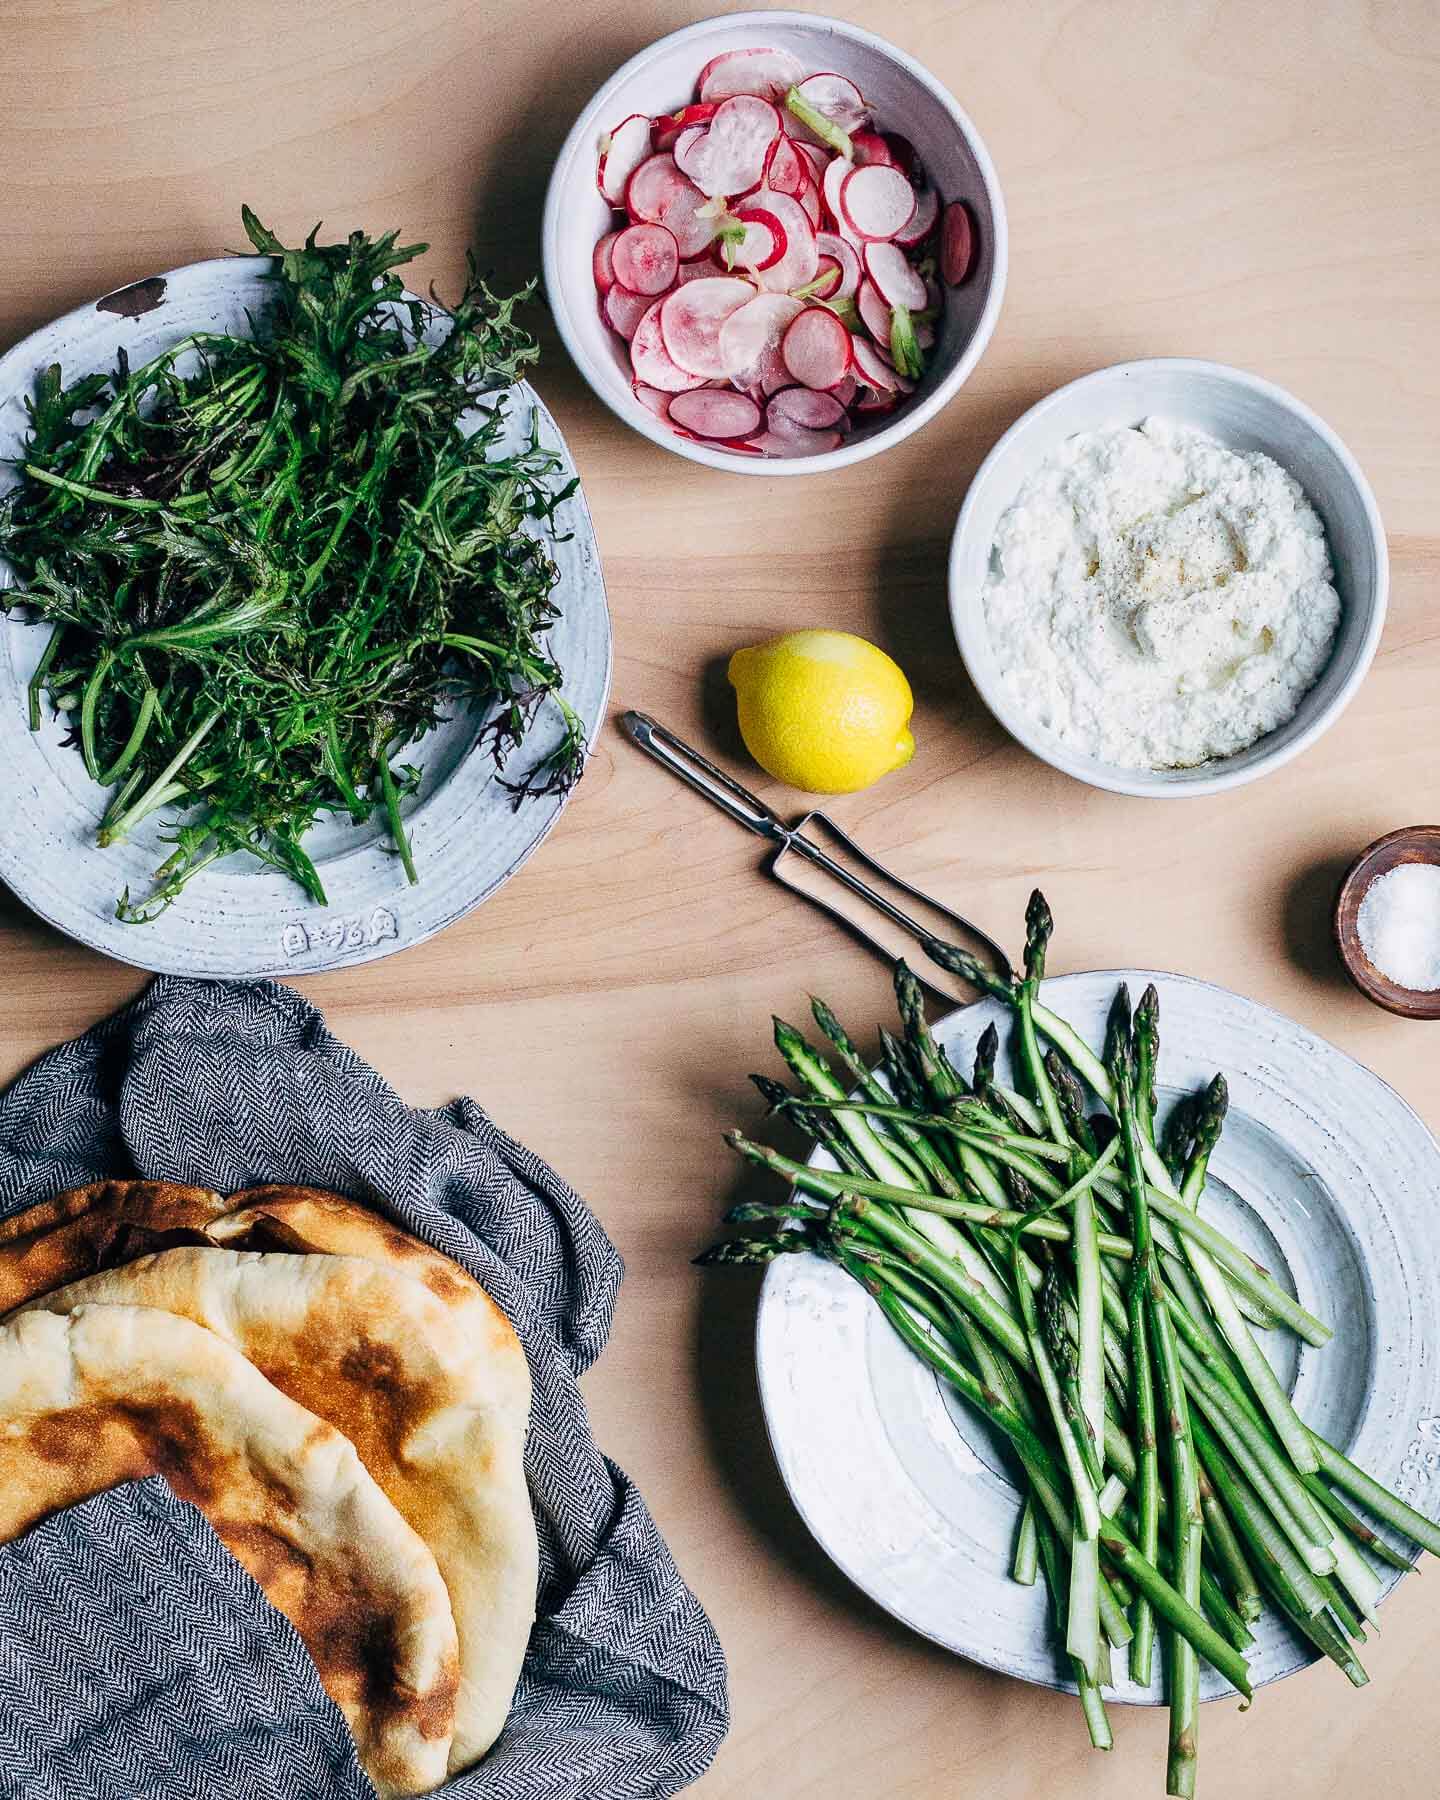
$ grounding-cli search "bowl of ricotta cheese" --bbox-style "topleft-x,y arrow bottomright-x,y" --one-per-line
949,359 -> 1387,796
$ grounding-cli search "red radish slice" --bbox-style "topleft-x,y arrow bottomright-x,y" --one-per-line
719,292 -> 806,389
821,156 -> 855,235
794,141 -> 829,183
914,317 -> 935,350
770,385 -> 848,430
632,384 -> 673,420
730,205 -> 787,273
830,373 -> 859,409
668,387 -> 763,439
851,338 -> 900,393
674,95 -> 780,198
653,102 -> 717,151
941,201 -> 977,285
753,425 -> 844,458
850,129 -> 899,168
856,277 -> 892,346
893,184 -> 940,248
786,72 -> 869,137
780,305 -> 852,390
697,45 -> 806,103
746,189 -> 817,291
626,154 -> 719,257
626,153 -> 694,223
854,392 -> 898,416
598,114 -> 652,206
673,123 -> 708,166
814,231 -> 861,298
806,254 -> 843,300
593,230 -> 619,293
603,283 -> 653,340
612,223 -> 679,296
630,300 -> 706,392
675,257 -> 728,282
763,134 -> 806,196
863,240 -> 927,310
659,277 -> 755,377
795,172 -> 822,228
840,164 -> 917,240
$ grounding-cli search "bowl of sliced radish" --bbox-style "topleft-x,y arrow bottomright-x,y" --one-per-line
543,11 -> 1006,472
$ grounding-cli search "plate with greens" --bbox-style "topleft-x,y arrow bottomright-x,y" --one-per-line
711,933 -> 1440,1788
0,214 -> 610,977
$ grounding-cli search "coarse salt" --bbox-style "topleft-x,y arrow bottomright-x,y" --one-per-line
1357,862 -> 1440,992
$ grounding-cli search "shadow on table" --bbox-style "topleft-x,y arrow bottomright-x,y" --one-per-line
1280,854 -> 1356,991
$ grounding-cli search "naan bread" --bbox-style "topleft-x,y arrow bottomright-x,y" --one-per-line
0,1304 -> 458,1797
24,1248 -> 536,1775
0,1178 -> 227,1312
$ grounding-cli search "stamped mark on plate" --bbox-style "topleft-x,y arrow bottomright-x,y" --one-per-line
1396,1415 -> 1440,1505
280,905 -> 399,960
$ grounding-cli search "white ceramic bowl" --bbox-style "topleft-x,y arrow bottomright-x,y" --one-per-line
542,11 -> 1007,476
949,359 -> 1388,796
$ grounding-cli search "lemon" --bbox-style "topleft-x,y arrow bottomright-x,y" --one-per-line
727,629 -> 916,794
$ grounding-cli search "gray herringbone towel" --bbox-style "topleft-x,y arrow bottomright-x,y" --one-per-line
0,977 -> 728,1800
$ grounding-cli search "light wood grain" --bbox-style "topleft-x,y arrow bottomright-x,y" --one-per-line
2,1 -> 1439,1792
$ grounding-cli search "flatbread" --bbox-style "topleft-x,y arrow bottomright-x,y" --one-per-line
0,1304 -> 458,1797
0,1178 -> 227,1312
23,1247 -> 535,1775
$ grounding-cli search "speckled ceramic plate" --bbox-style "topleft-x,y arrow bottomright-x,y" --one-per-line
0,258 -> 611,978
756,971 -> 1440,1703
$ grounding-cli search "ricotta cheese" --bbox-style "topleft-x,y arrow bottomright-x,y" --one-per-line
981,419 -> 1342,770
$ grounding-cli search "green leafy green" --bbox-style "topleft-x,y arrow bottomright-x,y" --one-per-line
0,208 -> 583,922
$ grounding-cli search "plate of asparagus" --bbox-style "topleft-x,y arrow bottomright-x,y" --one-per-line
700,894 -> 1440,1795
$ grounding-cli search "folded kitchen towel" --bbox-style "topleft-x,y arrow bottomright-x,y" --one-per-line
0,977 -> 728,1800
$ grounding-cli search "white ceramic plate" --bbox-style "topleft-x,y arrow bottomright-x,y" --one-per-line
756,970 -> 1440,1702
0,258 -> 611,978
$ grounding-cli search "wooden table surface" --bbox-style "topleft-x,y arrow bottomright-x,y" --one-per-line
3,1 -> 1438,1793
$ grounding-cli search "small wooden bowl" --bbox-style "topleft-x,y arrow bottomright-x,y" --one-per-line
1334,826 -> 1440,1018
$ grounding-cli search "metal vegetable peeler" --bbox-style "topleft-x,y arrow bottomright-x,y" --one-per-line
621,711 -> 1013,1001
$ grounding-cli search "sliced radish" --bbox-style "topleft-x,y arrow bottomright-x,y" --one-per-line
668,387 -> 763,439
730,205 -> 787,273
612,223 -> 679,296
697,45 -> 807,103
659,277 -> 756,377
793,141 -> 829,184
592,230 -> 620,293
850,129 -> 899,168
753,424 -> 844,458
785,72 -> 869,139
856,276 -> 892,346
603,283 -> 653,340
746,189 -> 817,291
598,114 -> 652,206
853,392 -> 898,416
893,184 -> 940,249
769,385 -> 848,430
762,134 -> 806,197
626,154 -> 718,257
719,292 -> 806,389
675,95 -> 780,197
795,171 -> 823,228
673,123 -> 709,167
653,102 -> 717,151
830,373 -> 859,410
941,201 -> 976,285
632,384 -> 673,420
863,240 -> 927,311
851,337 -> 900,393
840,163 -> 917,240
675,257 -> 728,283
805,254 -> 843,300
780,306 -> 853,391
821,155 -> 853,233
814,231 -> 861,299
630,300 -> 706,392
